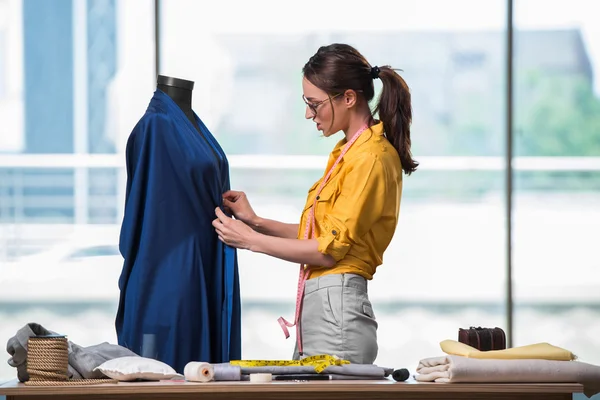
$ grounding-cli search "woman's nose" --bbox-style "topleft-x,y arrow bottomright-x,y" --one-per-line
304,105 -> 314,120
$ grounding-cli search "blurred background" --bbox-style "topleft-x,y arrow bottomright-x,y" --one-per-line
0,0 -> 599,389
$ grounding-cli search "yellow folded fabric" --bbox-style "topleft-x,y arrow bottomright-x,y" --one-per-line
440,339 -> 576,361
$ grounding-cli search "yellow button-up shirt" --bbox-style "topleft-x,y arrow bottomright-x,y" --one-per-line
299,121 -> 402,280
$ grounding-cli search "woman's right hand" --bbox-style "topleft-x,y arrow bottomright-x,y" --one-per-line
222,190 -> 259,226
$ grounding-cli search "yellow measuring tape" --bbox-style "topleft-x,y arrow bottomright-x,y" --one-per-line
230,354 -> 350,374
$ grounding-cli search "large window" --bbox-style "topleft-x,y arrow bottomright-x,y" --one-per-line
0,0 -> 598,384
159,0 -> 508,368
513,0 -> 600,365
0,0 -> 155,381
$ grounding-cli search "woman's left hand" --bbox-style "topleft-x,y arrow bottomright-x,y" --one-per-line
213,207 -> 257,250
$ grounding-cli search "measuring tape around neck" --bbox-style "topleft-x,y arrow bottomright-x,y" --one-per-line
277,124 -> 370,356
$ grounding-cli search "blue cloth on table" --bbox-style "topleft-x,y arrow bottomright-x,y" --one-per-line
115,89 -> 241,374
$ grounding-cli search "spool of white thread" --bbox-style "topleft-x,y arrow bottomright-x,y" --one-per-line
249,373 -> 272,383
184,362 -> 215,383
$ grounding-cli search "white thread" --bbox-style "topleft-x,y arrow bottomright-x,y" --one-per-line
184,362 -> 214,383
249,373 -> 272,383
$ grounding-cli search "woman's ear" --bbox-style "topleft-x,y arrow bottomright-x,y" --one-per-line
344,89 -> 358,109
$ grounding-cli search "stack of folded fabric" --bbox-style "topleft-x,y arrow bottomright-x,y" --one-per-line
415,340 -> 600,398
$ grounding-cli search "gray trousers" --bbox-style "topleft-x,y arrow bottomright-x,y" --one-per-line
292,273 -> 378,364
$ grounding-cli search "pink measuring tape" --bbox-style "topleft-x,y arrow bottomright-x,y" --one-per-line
277,123 -> 370,355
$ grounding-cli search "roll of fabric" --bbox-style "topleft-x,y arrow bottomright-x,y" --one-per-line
184,362 -> 214,383
184,362 -> 241,382
213,364 -> 242,381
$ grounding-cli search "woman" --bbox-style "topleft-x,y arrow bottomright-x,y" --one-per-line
212,43 -> 417,364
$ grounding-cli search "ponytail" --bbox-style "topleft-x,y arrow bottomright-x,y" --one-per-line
374,66 -> 418,175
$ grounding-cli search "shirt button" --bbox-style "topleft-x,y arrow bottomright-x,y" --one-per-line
316,196 -> 320,200
332,230 -> 337,235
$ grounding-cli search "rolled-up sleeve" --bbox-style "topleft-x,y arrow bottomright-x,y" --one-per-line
316,153 -> 388,261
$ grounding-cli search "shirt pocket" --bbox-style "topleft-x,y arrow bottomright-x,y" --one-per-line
313,184 -> 337,223
302,180 -> 322,213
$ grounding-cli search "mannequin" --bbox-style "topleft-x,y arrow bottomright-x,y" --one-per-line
116,75 -> 242,373
157,75 -> 201,133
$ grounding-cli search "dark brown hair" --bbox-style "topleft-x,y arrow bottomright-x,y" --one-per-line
302,43 -> 418,175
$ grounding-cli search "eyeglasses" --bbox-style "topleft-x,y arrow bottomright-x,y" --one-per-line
302,93 -> 342,116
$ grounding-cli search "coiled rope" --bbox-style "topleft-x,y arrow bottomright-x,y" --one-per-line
25,336 -> 117,386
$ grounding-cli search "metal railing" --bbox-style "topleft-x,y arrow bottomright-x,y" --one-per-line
1,154 -> 600,170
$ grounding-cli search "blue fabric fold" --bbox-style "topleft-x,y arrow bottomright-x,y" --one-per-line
115,89 -> 241,373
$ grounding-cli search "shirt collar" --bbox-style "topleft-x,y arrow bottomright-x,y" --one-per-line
331,121 -> 384,154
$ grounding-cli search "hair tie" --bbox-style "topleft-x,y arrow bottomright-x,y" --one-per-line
370,66 -> 380,80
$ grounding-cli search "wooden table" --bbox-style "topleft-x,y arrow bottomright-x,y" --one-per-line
0,378 -> 584,400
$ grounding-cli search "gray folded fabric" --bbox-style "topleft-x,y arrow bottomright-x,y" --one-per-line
241,374 -> 387,381
237,363 -> 392,379
325,364 -> 393,377
329,373 -> 388,380
6,322 -> 139,382
239,365 -> 317,375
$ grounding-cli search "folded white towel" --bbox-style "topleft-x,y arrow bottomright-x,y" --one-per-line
415,355 -> 600,398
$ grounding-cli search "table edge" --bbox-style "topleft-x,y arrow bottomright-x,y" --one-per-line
0,379 -> 585,396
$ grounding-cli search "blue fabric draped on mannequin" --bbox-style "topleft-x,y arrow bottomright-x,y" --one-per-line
115,89 -> 241,373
